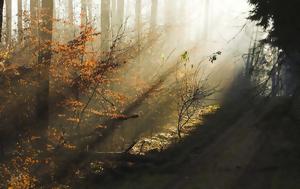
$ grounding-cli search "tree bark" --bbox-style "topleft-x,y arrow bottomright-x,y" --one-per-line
18,0 -> 23,42
111,0 -> 117,32
150,0 -> 157,33
117,0 -> 124,29
87,0 -> 92,22
135,0 -> 142,63
30,0 -> 38,38
101,0 -> 110,52
68,0 -> 74,24
0,0 -> 4,42
81,0 -> 87,26
36,0 -> 53,128
5,0 -> 11,44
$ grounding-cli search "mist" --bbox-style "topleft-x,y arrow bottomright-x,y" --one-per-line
4,0 -> 294,188
4,0 -> 257,161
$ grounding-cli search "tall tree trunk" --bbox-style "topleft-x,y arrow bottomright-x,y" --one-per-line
135,0 -> 141,56
18,0 -> 23,42
68,0 -> 74,24
36,0 -> 53,130
0,0 -> 4,42
116,0 -> 124,30
5,0 -> 11,44
67,0 -> 75,39
30,0 -> 38,39
24,0 -> 28,10
81,0 -> 87,27
111,0 -> 117,32
101,0 -> 110,52
87,0 -> 92,22
150,0 -> 157,34
135,0 -> 142,85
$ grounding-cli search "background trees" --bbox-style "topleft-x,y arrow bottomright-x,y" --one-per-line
1,0 -> 293,187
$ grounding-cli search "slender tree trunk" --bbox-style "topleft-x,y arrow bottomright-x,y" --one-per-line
150,0 -> 157,33
135,0 -> 142,28
116,0 -> 124,29
18,0 -> 23,42
68,0 -> 74,24
87,0 -> 92,22
24,0 -> 28,10
101,0 -> 110,52
111,0 -> 117,32
30,0 -> 38,38
135,0 -> 142,85
135,0 -> 142,57
81,0 -> 87,26
5,0 -> 11,44
0,0 -> 4,42
36,0 -> 53,129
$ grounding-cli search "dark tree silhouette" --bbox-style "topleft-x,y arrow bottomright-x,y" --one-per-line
249,0 -> 300,53
249,0 -> 300,95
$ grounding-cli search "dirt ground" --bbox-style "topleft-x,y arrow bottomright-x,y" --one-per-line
87,96 -> 300,189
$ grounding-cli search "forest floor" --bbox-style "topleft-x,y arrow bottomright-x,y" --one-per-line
1,62 -> 300,189
86,95 -> 300,189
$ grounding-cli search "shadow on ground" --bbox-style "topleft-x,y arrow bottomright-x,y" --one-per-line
85,86 -> 300,189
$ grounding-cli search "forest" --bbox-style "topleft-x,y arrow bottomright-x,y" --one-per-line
0,0 -> 299,188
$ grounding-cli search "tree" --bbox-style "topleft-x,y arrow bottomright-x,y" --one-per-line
150,0 -> 157,33
0,0 -> 4,42
101,0 -> 110,52
18,0 -> 23,42
30,0 -> 38,38
111,0 -> 117,31
135,0 -> 142,63
248,0 -> 300,95
81,0 -> 87,26
68,0 -> 74,24
117,0 -> 124,29
248,0 -> 300,53
87,0 -> 92,22
5,0 -> 11,44
36,0 -> 53,127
